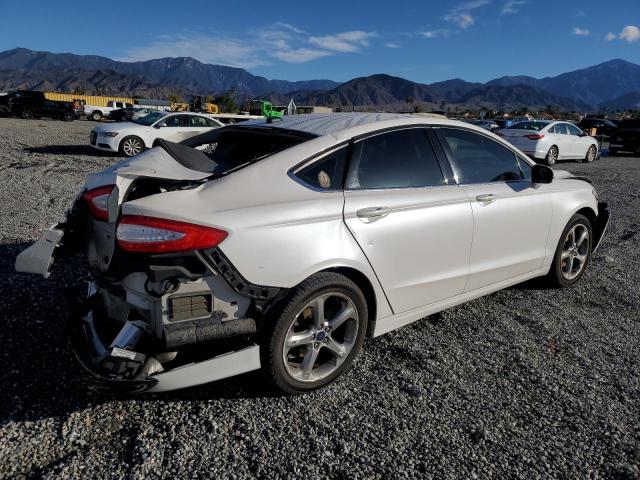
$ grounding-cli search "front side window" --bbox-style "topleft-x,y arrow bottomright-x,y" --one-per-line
567,124 -> 583,136
439,128 -> 523,184
296,147 -> 347,190
345,128 -> 445,189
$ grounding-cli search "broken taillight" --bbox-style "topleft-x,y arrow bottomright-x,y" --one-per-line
83,185 -> 115,221
116,215 -> 228,253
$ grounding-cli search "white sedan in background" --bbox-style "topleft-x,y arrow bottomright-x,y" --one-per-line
89,112 -> 224,157
499,121 -> 598,165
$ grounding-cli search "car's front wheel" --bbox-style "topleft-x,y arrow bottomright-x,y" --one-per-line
545,213 -> 592,288
91,111 -> 103,121
262,272 -> 368,394
21,109 -> 34,120
584,145 -> 597,163
119,136 -> 145,157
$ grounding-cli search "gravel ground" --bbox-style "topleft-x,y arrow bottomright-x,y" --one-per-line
0,117 -> 638,479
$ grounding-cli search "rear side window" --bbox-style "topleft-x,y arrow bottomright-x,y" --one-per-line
439,128 -> 523,184
296,147 -> 347,190
345,128 -> 445,189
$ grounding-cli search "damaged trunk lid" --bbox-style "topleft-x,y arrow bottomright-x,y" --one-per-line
15,146 -> 212,277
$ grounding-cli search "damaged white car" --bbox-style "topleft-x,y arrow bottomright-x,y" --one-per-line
15,113 -> 610,394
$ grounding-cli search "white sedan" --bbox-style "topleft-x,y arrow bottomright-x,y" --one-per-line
499,120 -> 599,165
89,112 -> 223,157
17,113 -> 610,394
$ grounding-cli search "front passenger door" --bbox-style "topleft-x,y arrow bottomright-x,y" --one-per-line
343,127 -> 473,314
436,127 -> 553,291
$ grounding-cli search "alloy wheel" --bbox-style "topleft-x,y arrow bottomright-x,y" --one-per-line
123,138 -> 143,157
561,224 -> 589,280
282,292 -> 359,383
586,146 -> 596,162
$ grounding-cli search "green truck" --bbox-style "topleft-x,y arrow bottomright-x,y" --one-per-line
250,100 -> 284,120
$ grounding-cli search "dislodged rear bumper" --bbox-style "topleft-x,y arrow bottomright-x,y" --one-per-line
69,293 -> 261,394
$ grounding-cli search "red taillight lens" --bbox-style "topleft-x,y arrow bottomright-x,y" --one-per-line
83,185 -> 115,221
116,215 -> 228,253
524,134 -> 545,140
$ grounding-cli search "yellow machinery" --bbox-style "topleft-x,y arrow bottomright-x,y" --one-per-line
171,102 -> 190,112
203,102 -> 219,114
44,92 -> 133,107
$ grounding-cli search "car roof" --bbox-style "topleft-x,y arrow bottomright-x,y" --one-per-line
236,112 -> 478,139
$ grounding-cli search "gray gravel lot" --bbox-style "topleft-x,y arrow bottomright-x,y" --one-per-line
0,117 -> 638,479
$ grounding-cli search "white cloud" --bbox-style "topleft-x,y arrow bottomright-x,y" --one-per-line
421,29 -> 451,38
272,48 -> 331,63
120,35 -> 267,68
501,0 -> 526,15
443,0 -> 490,29
308,31 -> 376,52
572,27 -> 590,36
605,32 -> 616,41
119,25 -> 377,68
385,42 -> 401,48
620,25 -> 640,43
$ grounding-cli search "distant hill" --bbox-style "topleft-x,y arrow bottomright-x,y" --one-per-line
488,59 -> 640,107
286,74 -> 591,112
0,48 -> 339,97
0,48 -> 637,112
599,90 -> 640,110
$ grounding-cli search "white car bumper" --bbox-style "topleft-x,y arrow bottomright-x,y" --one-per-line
89,130 -> 120,152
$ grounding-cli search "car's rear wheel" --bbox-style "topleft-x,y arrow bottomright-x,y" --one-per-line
262,272 -> 368,394
21,109 -> 34,120
545,213 -> 592,288
119,136 -> 144,157
584,145 -> 597,162
63,112 -> 74,122
91,111 -> 103,121
545,145 -> 558,166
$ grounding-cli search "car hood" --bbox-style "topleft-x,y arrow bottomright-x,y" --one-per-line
92,122 -> 150,133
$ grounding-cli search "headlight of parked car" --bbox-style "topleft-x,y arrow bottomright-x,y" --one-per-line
101,132 -> 119,137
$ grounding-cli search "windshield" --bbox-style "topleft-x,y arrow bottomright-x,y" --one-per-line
174,126 -> 317,175
506,121 -> 550,131
132,111 -> 166,126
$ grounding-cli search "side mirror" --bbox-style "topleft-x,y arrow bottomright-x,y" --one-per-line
532,164 -> 553,184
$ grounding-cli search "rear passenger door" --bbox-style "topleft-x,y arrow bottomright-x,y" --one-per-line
343,127 -> 473,314
436,127 -> 553,291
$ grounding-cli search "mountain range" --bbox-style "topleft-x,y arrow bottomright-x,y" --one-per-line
1,48 -> 639,112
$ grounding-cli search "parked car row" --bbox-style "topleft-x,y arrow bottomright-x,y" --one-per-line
0,91 -> 76,121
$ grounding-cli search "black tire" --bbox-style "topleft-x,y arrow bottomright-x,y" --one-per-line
544,213 -> 593,288
261,272 -> 368,394
21,109 -> 34,120
119,135 -> 145,157
545,145 -> 558,166
63,112 -> 74,122
91,111 -> 103,121
584,145 -> 597,163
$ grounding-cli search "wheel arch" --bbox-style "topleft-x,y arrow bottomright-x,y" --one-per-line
318,266 -> 379,338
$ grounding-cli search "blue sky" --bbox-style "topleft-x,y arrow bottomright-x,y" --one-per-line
1,0 -> 639,83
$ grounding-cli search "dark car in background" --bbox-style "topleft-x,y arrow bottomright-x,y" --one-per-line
609,119 -> 640,155
3,91 -> 75,121
577,117 -> 618,138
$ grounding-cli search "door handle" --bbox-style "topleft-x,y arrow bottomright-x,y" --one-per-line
356,206 -> 391,221
475,193 -> 496,203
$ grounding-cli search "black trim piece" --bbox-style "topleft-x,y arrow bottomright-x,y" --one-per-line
203,248 -> 284,303
425,128 -> 456,184
592,202 -> 610,253
164,315 -> 256,348
564,176 -> 593,184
